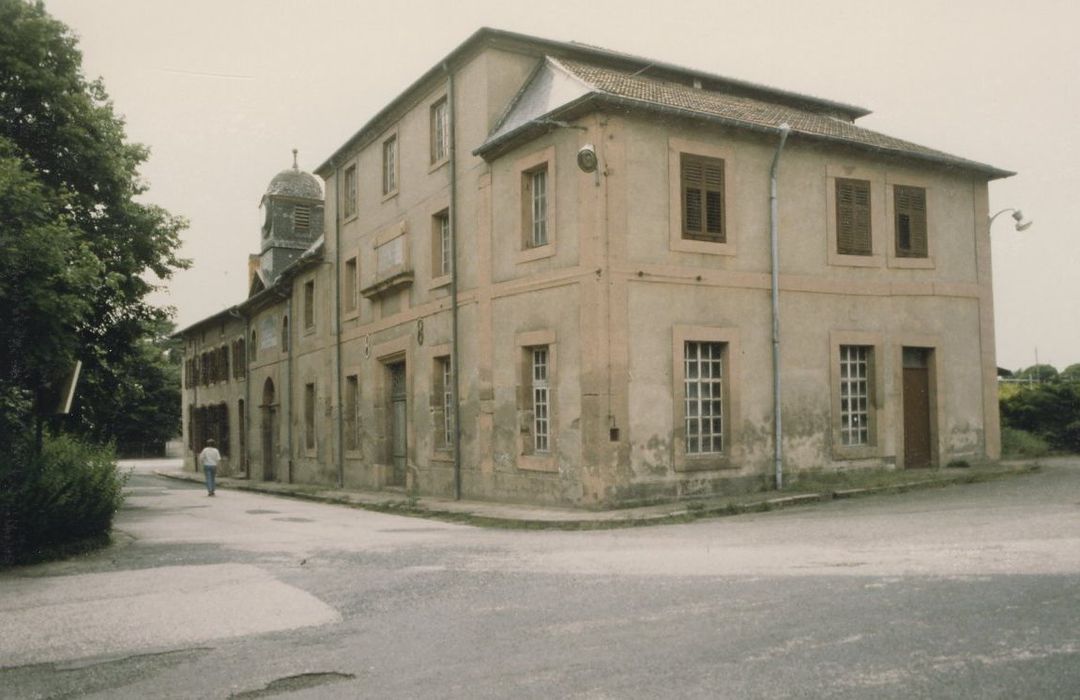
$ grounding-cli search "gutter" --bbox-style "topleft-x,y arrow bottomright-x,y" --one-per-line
334,169 -> 345,489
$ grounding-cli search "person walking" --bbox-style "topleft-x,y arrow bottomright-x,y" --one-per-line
198,439 -> 221,496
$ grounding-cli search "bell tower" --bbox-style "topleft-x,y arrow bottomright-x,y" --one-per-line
257,149 -> 324,287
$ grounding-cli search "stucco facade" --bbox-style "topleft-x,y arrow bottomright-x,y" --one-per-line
180,28 -> 1008,507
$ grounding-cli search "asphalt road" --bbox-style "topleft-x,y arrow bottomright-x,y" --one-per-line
1,459 -> 1078,699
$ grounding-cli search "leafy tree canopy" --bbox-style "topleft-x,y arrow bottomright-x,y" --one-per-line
0,0 -> 188,455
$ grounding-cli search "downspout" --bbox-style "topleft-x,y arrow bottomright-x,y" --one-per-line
334,167 -> 345,489
286,290 -> 294,483
228,306 -> 249,478
445,61 -> 462,501
769,123 -> 791,490
271,286 -> 294,483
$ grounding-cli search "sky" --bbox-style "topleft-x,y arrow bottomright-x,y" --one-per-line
43,0 -> 1079,371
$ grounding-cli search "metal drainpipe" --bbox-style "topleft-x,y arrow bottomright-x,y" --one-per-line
445,62 -> 462,501
228,306 -> 249,478
334,168 -> 345,489
769,124 -> 791,490
286,290 -> 294,483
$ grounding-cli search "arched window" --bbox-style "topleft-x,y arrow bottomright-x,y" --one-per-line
281,315 -> 290,352
250,329 -> 257,361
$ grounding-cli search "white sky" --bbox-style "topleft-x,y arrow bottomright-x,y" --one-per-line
44,0 -> 1079,371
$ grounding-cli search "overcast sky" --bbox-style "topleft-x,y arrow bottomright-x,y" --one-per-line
44,0 -> 1078,371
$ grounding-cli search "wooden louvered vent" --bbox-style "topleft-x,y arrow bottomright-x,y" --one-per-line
682,154 -> 725,242
294,205 -> 310,232
836,178 -> 871,255
894,185 -> 927,257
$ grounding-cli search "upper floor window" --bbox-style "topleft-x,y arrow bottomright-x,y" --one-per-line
894,185 -> 927,258
344,257 -> 358,313
524,165 -> 548,248
430,97 -> 448,164
281,315 -> 289,353
681,154 -> 725,242
836,178 -> 872,255
382,135 -> 397,196
303,280 -> 315,331
433,210 -> 451,278
342,164 -> 357,219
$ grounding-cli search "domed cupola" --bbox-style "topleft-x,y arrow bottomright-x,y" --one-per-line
257,149 -> 325,288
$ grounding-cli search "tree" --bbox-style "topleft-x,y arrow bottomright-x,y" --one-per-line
0,0 -> 187,456
1013,364 -> 1059,383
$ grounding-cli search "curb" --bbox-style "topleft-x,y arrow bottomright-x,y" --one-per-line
152,462 -> 1041,530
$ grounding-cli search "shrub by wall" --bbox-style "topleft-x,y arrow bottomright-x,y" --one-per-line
0,435 -> 126,566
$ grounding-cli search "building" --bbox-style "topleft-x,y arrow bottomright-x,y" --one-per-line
178,28 -> 1011,507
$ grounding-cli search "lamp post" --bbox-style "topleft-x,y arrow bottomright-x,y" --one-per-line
989,207 -> 1033,232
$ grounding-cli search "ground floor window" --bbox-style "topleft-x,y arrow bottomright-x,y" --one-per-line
839,344 -> 872,446
684,341 -> 725,455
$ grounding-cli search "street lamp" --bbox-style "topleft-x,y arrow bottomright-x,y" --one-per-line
989,208 -> 1033,232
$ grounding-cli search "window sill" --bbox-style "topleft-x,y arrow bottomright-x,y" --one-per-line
428,158 -> 448,174
516,243 -> 555,264
831,444 -> 881,461
670,236 -> 736,257
887,255 -> 935,270
675,453 -> 736,472
429,274 -> 451,291
518,453 -> 558,473
343,212 -> 358,224
827,252 -> 884,268
381,189 -> 399,204
431,451 -> 453,464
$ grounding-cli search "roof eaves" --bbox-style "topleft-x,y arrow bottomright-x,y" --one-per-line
473,92 -> 599,160
593,93 -> 1013,179
317,27 -> 873,175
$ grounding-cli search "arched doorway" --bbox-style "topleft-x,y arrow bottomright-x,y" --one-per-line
261,378 -> 277,481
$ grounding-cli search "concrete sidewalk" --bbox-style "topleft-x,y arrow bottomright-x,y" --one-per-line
154,461 -> 1041,529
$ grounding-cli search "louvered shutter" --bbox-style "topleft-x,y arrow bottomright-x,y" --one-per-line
894,185 -> 927,257
682,154 -> 725,242
836,178 -> 871,255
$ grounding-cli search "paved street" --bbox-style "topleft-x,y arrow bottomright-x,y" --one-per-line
1,460 -> 1078,699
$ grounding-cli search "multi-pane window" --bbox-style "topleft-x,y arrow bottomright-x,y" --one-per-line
524,166 -> 548,248
437,357 -> 453,449
343,165 -> 357,219
345,375 -> 359,452
344,257 -> 358,312
839,345 -> 872,446
382,136 -> 397,195
684,341 -> 724,454
681,154 -> 725,241
531,347 -> 550,453
430,97 -> 448,164
836,178 -> 872,255
304,383 -> 316,451
281,316 -> 289,353
894,185 -> 927,258
249,330 -> 257,361
433,211 -> 451,277
303,280 -> 315,330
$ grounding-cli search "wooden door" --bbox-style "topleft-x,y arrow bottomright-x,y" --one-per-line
388,362 -> 407,486
903,349 -> 932,469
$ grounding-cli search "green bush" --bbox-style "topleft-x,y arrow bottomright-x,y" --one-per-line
0,435 -> 126,566
1000,427 -> 1050,458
